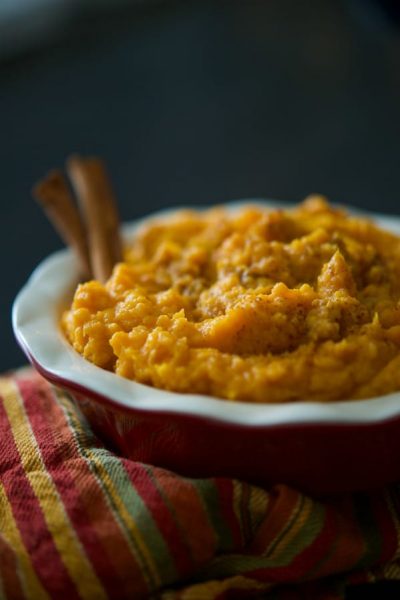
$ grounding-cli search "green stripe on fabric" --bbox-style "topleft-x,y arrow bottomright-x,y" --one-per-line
200,497 -> 326,578
58,390 -> 176,584
99,455 -> 177,583
198,505 -> 311,579
53,389 -> 100,448
264,493 -> 306,557
192,480 -> 234,552
58,392 -> 164,592
232,481 -> 258,547
267,497 -> 326,567
142,465 -> 195,567
248,485 -> 270,541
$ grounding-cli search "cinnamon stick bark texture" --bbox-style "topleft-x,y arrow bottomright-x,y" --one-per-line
32,170 -> 91,279
66,156 -> 123,283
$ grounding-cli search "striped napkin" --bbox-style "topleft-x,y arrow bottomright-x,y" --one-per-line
1,369 -> 400,599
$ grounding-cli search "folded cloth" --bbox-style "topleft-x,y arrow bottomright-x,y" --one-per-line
1,369 -> 400,600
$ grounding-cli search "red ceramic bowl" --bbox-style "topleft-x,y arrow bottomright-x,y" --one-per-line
12,201 -> 400,496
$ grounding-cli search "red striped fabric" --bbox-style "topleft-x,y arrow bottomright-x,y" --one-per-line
1,369 -> 400,599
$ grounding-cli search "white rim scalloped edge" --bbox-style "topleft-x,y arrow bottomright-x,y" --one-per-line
12,199 -> 400,426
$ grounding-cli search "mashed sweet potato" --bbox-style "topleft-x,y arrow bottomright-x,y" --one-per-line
62,197 -> 400,402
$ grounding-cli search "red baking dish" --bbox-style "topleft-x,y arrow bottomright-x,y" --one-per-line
13,201 -> 400,496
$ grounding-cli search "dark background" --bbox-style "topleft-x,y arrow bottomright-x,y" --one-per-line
1,0 -> 400,374
1,2 -> 400,596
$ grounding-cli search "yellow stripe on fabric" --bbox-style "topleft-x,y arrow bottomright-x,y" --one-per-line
248,486 -> 270,538
267,494 -> 318,565
261,492 -> 305,558
232,482 -> 269,545
0,484 -> 49,600
0,379 -> 107,600
57,392 -> 161,590
85,450 -> 162,587
380,561 -> 400,580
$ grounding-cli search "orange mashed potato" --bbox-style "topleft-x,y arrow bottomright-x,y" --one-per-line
62,197 -> 400,402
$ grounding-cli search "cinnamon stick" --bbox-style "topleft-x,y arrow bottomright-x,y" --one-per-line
66,155 -> 122,283
33,169 -> 91,278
